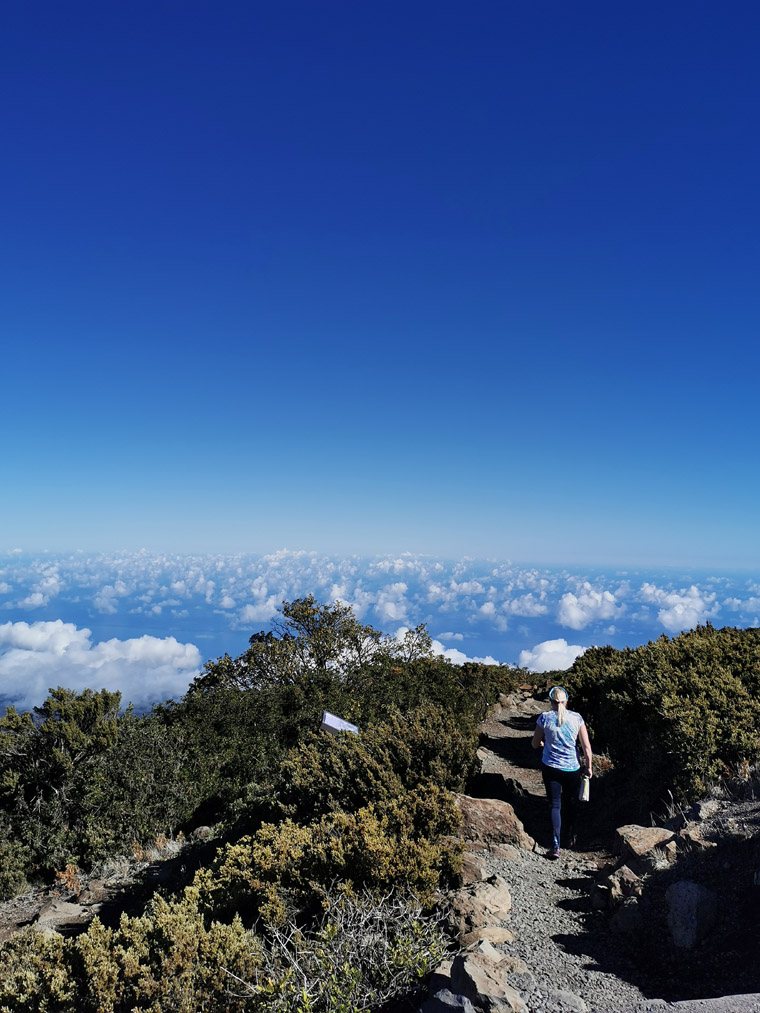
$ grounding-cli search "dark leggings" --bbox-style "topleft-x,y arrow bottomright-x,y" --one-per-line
541,763 -> 581,847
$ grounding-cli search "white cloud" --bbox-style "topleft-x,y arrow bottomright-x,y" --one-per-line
639,583 -> 719,633
505,593 -> 549,617
519,639 -> 586,672
94,581 -> 130,614
375,582 -> 409,623
723,596 -> 760,614
0,620 -> 202,712
0,583 -> 10,594
239,599 -> 279,624
558,584 -> 623,630
437,631 -> 464,641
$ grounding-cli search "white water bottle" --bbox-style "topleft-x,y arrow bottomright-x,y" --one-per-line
579,776 -> 590,802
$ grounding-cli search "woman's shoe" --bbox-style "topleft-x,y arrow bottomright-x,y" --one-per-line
548,843 -> 560,860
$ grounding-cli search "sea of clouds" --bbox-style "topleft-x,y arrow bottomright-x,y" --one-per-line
0,550 -> 757,713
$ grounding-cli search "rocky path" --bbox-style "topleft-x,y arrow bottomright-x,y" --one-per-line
426,688 -> 760,1013
467,691 -> 653,1013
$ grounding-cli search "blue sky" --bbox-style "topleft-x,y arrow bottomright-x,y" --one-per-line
2,2 -> 759,570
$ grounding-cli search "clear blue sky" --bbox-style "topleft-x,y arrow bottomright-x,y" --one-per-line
2,1 -> 759,567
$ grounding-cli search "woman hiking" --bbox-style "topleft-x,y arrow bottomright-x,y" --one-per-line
532,685 -> 593,859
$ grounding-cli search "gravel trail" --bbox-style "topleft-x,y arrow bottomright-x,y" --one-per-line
472,693 -> 654,1013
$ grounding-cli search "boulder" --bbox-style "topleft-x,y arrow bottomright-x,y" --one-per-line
666,880 -> 718,949
421,989 -> 478,1012
448,875 -> 512,939
460,851 -> 488,885
450,952 -> 528,1013
190,825 -> 213,841
679,823 -> 717,849
454,795 -> 535,851
35,899 -> 93,935
464,939 -> 528,975
598,865 -> 643,909
614,825 -> 674,861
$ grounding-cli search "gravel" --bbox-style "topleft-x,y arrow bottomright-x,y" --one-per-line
482,843 -> 649,1013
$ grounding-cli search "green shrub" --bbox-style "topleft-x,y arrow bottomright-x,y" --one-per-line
0,892 -> 263,1013
195,786 -> 462,926
274,703 -> 477,824
0,839 -> 30,901
567,625 -> 760,811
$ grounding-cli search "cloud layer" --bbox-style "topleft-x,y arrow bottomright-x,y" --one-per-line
0,550 -> 758,711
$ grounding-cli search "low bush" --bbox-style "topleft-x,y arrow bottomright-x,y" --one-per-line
274,703 -> 477,824
233,887 -> 449,1012
567,625 -> 760,811
195,786 -> 462,926
0,892 -> 263,1013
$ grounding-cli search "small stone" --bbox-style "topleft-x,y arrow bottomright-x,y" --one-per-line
547,989 -> 587,1011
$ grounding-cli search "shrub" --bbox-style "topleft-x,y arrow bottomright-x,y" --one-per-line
195,786 -> 462,926
232,887 -> 448,1012
0,892 -> 263,1013
0,839 -> 30,901
274,703 -> 477,824
567,625 -> 760,811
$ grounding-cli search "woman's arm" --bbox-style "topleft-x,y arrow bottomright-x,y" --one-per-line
578,722 -> 593,777
531,726 -> 544,750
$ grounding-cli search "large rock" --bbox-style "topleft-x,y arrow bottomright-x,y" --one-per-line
454,795 -> 534,851
594,864 -> 643,909
464,938 -> 527,975
679,823 -> 717,849
448,875 -> 513,938
666,880 -> 718,949
450,951 -> 528,1013
35,899 -> 93,935
421,989 -> 478,1012
460,850 -> 488,885
614,825 -> 674,861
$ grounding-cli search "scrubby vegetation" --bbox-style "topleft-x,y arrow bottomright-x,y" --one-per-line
0,597 -> 522,1011
565,623 -> 760,813
3,602 -> 760,1010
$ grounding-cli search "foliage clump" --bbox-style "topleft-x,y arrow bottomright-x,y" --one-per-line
566,624 -> 760,812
